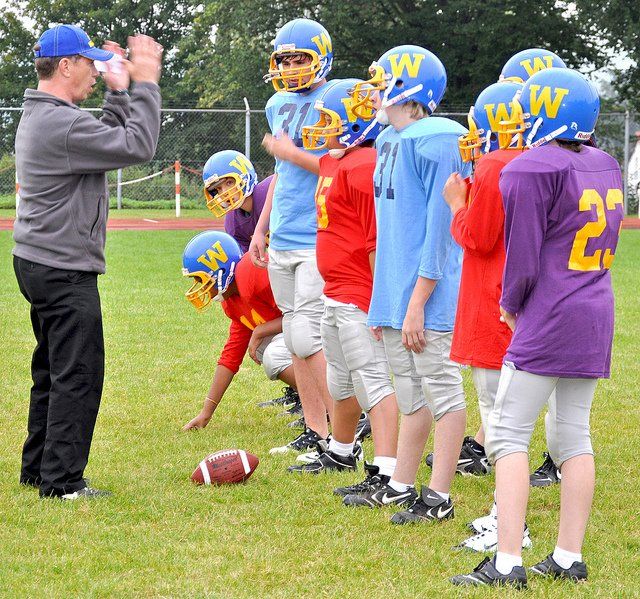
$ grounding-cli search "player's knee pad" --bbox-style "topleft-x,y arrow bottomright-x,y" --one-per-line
394,375 -> 426,415
289,313 -> 321,358
338,322 -> 374,371
261,338 -> 292,381
553,419 -> 593,466
326,362 -> 353,402
418,368 -> 465,421
351,371 -> 393,412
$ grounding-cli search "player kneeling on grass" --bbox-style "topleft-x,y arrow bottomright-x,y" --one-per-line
278,78 -> 400,480
342,46 -> 470,524
202,151 -> 295,411
451,69 -> 624,588
181,231 -> 297,430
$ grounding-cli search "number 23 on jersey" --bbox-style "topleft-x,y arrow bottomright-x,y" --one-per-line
315,176 -> 333,229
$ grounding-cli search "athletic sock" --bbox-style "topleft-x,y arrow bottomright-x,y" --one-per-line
388,478 -> 413,493
372,456 -> 397,478
328,438 -> 355,457
433,490 -> 450,501
553,546 -> 582,569
495,552 -> 522,575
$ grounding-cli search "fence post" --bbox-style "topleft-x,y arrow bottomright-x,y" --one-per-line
116,168 -> 123,210
15,169 -> 19,212
623,110 -> 630,215
175,160 -> 181,217
244,97 -> 251,159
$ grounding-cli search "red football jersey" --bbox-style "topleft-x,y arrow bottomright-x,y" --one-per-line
450,149 -> 523,370
217,253 -> 282,373
315,147 -> 377,312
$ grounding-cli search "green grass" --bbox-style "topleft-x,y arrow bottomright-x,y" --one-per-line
1,230 -> 639,598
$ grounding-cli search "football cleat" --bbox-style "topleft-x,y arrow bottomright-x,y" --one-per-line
334,463 -> 390,497
456,525 -> 532,553
288,450 -> 357,474
343,482 -> 417,508
269,428 -> 323,455
529,554 -> 587,582
425,436 -> 490,476
287,416 -> 306,429
468,503 -> 497,534
450,556 -> 527,588
296,450 -> 319,464
59,486 -> 112,501
390,486 -> 454,525
299,441 -> 362,464
257,386 -> 299,408
354,413 -> 372,442
530,452 -> 561,487
278,400 -> 303,417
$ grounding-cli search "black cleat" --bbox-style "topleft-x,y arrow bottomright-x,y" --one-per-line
287,416 -> 305,429
334,463 -> 389,497
529,554 -> 587,582
269,428 -> 324,455
343,482 -> 417,508
257,386 -> 299,408
58,486 -> 112,500
451,556 -> 527,588
354,413 -> 372,442
530,453 -> 561,487
425,436 -> 490,476
288,449 -> 357,474
390,486 -> 454,524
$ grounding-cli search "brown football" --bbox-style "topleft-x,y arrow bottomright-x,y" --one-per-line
191,449 -> 259,485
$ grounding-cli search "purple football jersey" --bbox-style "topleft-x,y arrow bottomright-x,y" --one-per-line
224,175 -> 273,253
499,145 -> 623,378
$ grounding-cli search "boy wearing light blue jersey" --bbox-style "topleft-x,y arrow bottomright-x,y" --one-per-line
250,18 -> 335,456
343,46 -> 470,524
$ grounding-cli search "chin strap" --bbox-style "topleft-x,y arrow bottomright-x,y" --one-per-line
212,260 -> 237,302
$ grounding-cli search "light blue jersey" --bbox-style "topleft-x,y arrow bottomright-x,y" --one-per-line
265,85 -> 329,250
368,117 -> 471,331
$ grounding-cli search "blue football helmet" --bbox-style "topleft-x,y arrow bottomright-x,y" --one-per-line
264,18 -> 333,93
202,150 -> 258,218
500,48 -> 566,83
458,80 -> 523,162
301,79 -> 384,150
497,68 -> 599,149
182,231 -> 243,311
350,45 -> 446,118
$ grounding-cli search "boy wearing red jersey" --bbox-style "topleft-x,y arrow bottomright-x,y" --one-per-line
271,79 -> 399,483
180,232 -> 295,431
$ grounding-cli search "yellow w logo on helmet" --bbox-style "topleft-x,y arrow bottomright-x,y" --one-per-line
197,241 -> 229,271
387,53 -> 425,79
311,32 -> 332,56
229,154 -> 253,176
484,102 -> 516,132
340,95 -> 367,123
520,56 -> 555,78
529,84 -> 570,118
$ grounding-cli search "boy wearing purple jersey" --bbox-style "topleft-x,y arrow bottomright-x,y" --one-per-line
452,69 -> 624,588
202,149 -> 275,253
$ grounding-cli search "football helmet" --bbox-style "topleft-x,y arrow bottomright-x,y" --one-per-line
182,231 -> 243,311
202,150 -> 258,218
458,80 -> 523,162
264,18 -> 333,93
302,79 -> 384,151
500,48 -> 566,83
497,68 -> 599,149
350,45 -> 446,118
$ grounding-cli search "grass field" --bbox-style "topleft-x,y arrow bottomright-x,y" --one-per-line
1,229 -> 639,598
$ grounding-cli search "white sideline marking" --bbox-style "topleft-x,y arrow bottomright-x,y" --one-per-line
143,218 -> 159,223
199,461 -> 211,485
239,450 -> 251,474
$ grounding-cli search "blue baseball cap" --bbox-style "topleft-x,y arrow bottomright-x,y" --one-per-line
34,24 -> 113,61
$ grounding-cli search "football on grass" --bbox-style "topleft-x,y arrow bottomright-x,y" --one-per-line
191,449 -> 259,485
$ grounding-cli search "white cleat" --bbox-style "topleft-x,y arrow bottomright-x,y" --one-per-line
467,503 -> 497,534
296,450 -> 320,464
456,525 -> 532,553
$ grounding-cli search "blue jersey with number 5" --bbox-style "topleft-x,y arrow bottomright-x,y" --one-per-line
368,117 -> 470,330
265,86 -> 329,249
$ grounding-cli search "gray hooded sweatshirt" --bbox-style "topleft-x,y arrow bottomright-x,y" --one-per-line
13,82 -> 161,273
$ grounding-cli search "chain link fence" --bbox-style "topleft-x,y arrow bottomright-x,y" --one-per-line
0,106 -> 638,215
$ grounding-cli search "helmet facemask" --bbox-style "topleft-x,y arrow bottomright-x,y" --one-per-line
302,101 -> 345,150
183,271 -> 216,312
458,109 -> 486,163
497,93 -> 529,150
265,49 -> 322,92
350,64 -> 388,118
204,174 -> 247,217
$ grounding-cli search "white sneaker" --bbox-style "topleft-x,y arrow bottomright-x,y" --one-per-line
456,525 -> 532,552
467,503 -> 497,534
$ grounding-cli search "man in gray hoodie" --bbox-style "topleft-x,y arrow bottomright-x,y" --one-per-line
12,24 -> 162,499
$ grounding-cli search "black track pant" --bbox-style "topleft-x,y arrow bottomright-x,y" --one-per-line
13,256 -> 104,497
